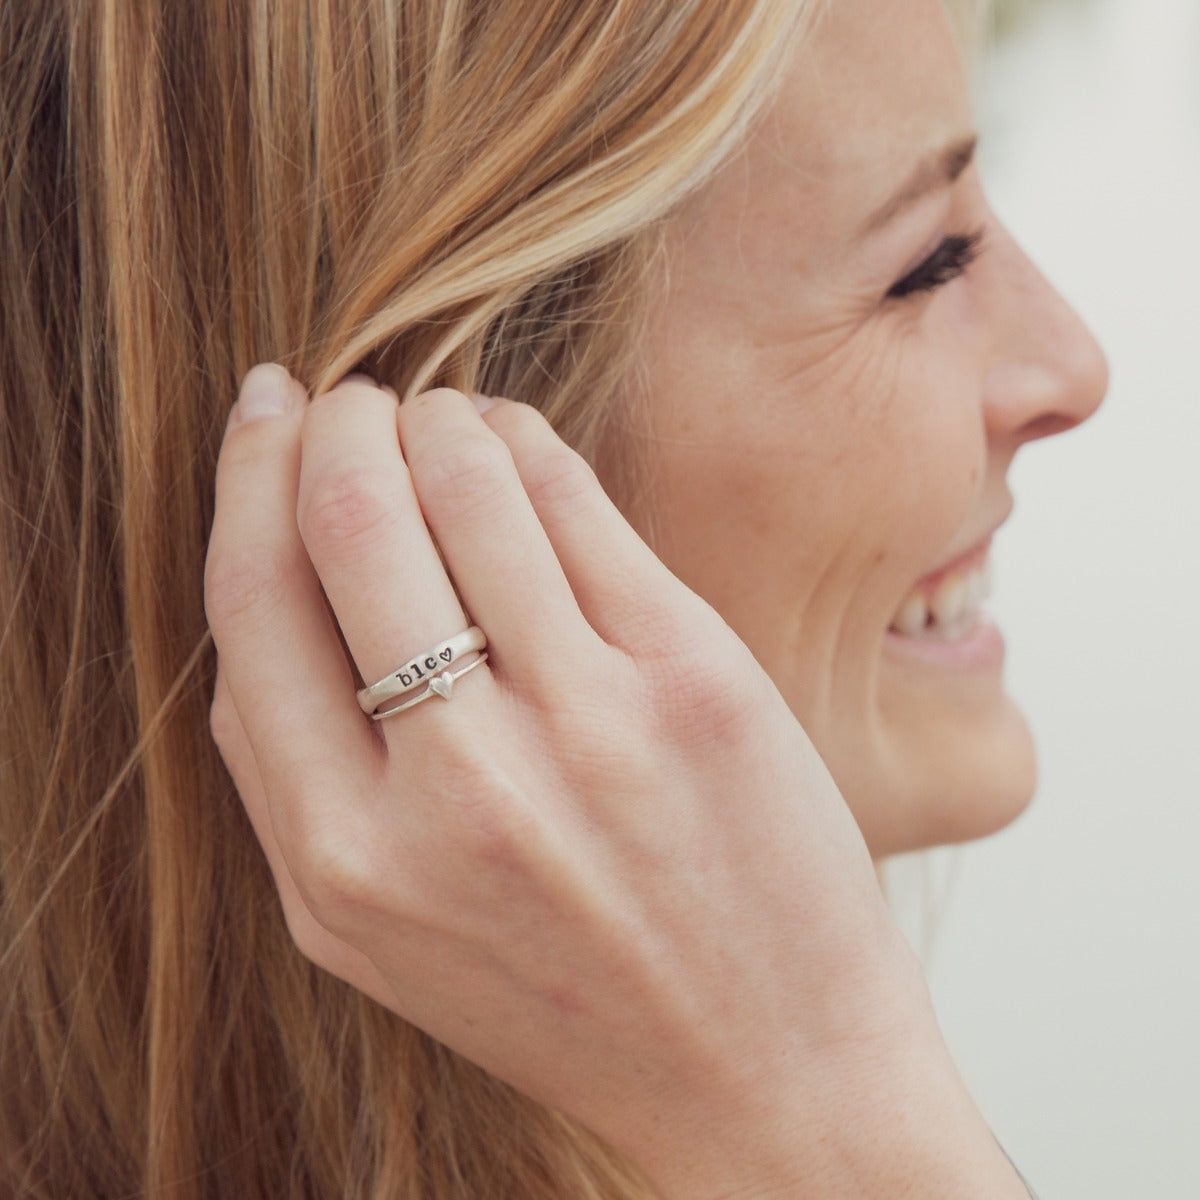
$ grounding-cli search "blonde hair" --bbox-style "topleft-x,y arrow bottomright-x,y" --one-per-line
0,1 -> 820,1195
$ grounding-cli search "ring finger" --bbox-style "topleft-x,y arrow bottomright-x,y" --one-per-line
296,377 -> 483,723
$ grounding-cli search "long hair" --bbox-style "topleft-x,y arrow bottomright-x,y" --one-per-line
0,1 -> 818,1195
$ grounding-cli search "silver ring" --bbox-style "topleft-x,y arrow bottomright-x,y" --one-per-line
369,653 -> 489,721
356,625 -> 487,714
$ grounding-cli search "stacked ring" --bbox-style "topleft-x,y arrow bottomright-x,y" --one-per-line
368,652 -> 489,720
356,625 -> 487,714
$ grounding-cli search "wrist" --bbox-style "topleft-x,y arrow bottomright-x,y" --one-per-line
651,1038 -> 1034,1200
634,937 -> 1031,1200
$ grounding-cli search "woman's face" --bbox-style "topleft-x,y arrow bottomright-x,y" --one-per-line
626,0 -> 1107,855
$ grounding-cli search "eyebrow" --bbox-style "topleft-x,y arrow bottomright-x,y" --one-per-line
859,135 -> 978,235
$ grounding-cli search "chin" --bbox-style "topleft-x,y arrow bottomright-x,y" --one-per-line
833,695 -> 1039,858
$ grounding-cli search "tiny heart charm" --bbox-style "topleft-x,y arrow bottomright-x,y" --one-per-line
428,673 -> 454,700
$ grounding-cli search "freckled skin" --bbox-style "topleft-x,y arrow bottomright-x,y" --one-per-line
617,0 -> 1107,855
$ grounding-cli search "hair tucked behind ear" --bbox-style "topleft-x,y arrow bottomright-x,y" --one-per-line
0,2 -> 817,1195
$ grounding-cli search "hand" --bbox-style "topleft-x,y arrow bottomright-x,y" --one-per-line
204,365 -> 1024,1198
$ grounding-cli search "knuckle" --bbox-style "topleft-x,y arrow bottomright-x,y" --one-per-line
461,796 -> 539,872
204,542 -> 295,630
659,647 -> 760,748
412,434 -> 510,517
298,464 -> 400,555
522,444 -> 597,511
432,754 -> 543,872
207,686 -> 241,751
291,824 -> 378,931
279,898 -> 335,969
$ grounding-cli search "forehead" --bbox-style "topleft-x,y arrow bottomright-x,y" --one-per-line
789,0 -> 969,186
679,0 -> 972,244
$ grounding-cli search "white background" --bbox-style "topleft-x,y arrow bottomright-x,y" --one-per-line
890,1 -> 1200,1195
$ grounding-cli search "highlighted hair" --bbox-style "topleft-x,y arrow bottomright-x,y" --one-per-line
0,1 -> 818,1195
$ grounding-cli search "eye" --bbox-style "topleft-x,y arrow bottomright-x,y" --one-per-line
886,229 -> 984,300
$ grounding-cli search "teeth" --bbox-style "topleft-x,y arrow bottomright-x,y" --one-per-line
930,576 -> 968,628
890,560 -> 991,641
892,592 -> 930,637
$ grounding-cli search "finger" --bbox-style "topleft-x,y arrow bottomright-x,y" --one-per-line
204,364 -> 384,795
210,665 -> 398,1009
295,378 -> 480,700
396,389 -> 602,685
480,399 -> 721,658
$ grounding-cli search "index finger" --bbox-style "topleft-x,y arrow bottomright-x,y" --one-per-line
204,365 -> 384,792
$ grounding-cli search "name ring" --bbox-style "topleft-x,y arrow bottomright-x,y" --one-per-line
356,625 -> 488,714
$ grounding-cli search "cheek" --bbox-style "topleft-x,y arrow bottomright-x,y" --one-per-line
639,334 -> 982,655
781,340 -> 986,616
852,344 -> 985,586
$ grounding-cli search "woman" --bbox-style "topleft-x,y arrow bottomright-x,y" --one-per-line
0,0 -> 1105,1196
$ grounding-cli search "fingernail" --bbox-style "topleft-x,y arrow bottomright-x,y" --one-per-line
235,364 -> 301,423
471,393 -> 502,414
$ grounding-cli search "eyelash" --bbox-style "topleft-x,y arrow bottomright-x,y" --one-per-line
886,229 -> 985,299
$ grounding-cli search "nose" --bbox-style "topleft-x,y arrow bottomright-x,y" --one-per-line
982,229 -> 1108,447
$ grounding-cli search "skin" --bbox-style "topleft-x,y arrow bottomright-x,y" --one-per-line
208,373 -> 1034,1197
628,0 -> 1107,855
204,0 -> 1101,1193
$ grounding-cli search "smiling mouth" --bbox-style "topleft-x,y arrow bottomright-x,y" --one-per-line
888,549 -> 992,642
